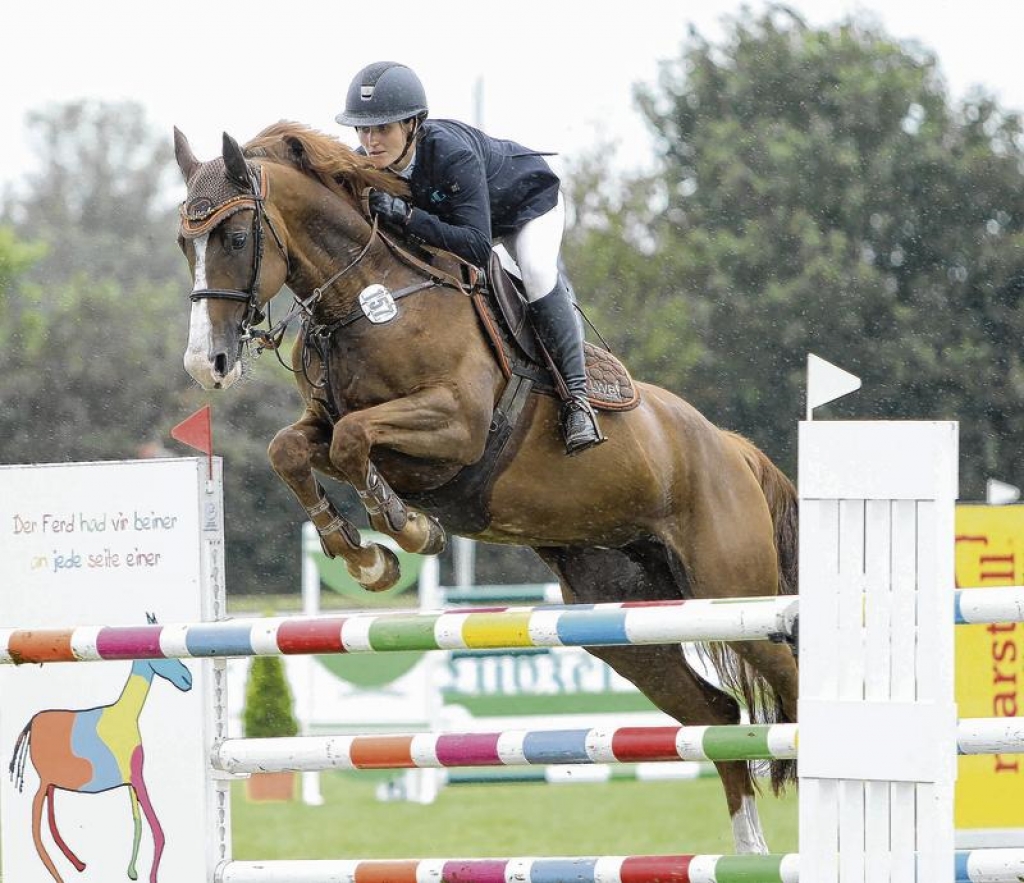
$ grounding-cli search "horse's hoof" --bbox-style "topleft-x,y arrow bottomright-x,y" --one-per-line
349,544 -> 401,593
412,513 -> 447,556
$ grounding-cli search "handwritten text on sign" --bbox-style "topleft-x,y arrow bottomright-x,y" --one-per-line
9,509 -> 180,573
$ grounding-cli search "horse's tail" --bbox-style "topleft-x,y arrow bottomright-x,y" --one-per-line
8,719 -> 32,793
714,431 -> 799,795
725,431 -> 799,596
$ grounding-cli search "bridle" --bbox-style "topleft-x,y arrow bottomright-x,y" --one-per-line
179,161 -> 394,354
179,164 -> 287,343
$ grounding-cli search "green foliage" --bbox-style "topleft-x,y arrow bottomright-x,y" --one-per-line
3,99 -> 182,289
243,652 -> 299,738
565,6 -> 1024,492
0,99 -> 323,595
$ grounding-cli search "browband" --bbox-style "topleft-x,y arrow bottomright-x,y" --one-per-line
178,166 -> 269,239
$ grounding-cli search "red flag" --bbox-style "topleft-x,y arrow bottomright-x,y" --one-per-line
170,405 -> 213,478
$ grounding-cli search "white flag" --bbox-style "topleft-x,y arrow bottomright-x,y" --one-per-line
986,478 -> 1021,505
806,353 -> 861,419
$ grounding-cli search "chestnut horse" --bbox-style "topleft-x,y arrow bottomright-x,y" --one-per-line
173,123 -> 798,853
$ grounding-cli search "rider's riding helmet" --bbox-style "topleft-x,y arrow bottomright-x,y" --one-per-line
336,62 -> 428,127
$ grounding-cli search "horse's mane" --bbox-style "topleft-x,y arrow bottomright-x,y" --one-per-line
244,121 -> 410,200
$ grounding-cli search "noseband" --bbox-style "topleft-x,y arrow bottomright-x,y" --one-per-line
179,164 -> 286,341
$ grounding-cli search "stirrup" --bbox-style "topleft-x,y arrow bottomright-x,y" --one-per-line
560,396 -> 604,456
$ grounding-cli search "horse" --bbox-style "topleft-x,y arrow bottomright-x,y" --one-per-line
8,655 -> 193,883
173,122 -> 799,853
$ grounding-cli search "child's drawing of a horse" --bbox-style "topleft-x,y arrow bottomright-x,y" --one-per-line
8,656 -> 193,883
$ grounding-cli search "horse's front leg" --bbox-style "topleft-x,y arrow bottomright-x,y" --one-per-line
330,386 -> 484,556
127,785 -> 142,880
268,408 -> 401,592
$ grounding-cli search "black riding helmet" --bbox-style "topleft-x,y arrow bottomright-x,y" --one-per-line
336,62 -> 428,127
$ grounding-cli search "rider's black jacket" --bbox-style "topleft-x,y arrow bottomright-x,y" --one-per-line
393,119 -> 561,269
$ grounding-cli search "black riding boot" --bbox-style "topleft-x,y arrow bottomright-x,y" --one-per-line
528,279 -> 604,455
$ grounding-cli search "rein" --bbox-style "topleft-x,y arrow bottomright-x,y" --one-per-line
249,211 -> 469,361
294,220 -> 476,422
246,214 -> 384,353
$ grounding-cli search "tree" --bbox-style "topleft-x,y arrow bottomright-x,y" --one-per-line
565,6 -> 1024,494
3,100 -> 182,290
243,652 -> 298,739
0,101 -> 309,595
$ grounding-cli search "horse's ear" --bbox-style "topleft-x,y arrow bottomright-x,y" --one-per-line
284,135 -> 308,169
173,127 -> 199,181
222,132 -> 250,188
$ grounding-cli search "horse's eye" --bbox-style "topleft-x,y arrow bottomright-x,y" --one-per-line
229,231 -> 248,251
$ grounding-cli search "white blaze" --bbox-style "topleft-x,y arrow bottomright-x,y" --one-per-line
183,233 -> 241,389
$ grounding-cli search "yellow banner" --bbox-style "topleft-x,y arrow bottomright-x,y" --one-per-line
955,505 -> 1024,831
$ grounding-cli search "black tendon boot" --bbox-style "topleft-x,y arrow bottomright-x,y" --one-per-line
527,280 -> 604,455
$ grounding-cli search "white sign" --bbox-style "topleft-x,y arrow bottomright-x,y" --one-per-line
0,458 -> 228,883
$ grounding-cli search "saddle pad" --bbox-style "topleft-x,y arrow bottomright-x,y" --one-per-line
583,342 -> 640,411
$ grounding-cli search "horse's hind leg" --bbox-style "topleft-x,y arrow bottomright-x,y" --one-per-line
590,643 -> 769,853
31,783 -> 66,882
44,784 -> 85,872
268,410 -> 401,592
675,507 -> 800,795
536,545 -> 770,854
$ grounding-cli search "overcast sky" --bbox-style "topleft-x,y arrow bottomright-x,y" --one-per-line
2,0 -> 1023,190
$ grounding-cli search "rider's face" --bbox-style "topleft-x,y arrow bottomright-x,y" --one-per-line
356,121 -> 413,170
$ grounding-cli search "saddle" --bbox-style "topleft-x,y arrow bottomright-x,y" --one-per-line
476,251 -> 640,412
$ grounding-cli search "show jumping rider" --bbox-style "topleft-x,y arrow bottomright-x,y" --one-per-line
336,61 -> 603,456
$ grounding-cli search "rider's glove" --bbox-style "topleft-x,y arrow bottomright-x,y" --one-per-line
369,190 -> 413,228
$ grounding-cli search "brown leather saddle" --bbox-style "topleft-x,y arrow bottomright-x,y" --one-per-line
475,252 -> 640,412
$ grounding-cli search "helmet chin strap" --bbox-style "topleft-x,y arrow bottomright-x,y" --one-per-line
387,117 -> 420,172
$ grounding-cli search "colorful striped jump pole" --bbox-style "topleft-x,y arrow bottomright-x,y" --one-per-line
213,717 -> 1024,774
0,597 -> 799,664
1,587 -> 1020,665
214,724 -> 798,773
213,849 -> 1024,883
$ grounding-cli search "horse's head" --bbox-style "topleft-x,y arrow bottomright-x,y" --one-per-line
174,128 -> 289,390
138,613 -> 193,690
147,656 -> 194,692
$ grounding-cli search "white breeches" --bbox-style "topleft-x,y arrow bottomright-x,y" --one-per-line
497,193 -> 565,302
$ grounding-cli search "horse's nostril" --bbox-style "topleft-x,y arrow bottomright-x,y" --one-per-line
213,353 -> 229,377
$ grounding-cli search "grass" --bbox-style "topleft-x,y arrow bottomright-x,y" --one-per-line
231,772 -> 799,859
229,592 -> 340,614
